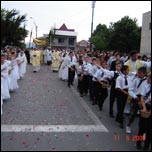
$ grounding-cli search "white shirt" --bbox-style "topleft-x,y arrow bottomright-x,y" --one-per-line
44,49 -> 48,56
140,84 -> 151,104
128,77 -> 148,99
116,73 -> 130,90
77,65 -> 83,75
67,56 -> 77,68
82,62 -> 92,75
46,50 -> 52,61
120,56 -> 128,63
93,68 -> 110,82
88,64 -> 99,77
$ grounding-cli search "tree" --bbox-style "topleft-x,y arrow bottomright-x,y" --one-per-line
90,16 -> 141,53
90,24 -> 110,51
109,16 -> 141,53
1,8 -> 28,48
48,25 -> 56,48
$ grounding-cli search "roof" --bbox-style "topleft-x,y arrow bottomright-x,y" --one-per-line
55,24 -> 75,31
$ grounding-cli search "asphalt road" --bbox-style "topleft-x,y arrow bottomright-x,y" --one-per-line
1,64 -> 143,151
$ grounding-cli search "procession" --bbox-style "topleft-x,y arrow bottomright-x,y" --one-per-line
1,46 -> 151,150
1,1 -> 151,151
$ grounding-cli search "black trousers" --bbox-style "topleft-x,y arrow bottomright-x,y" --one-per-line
68,68 -> 75,86
89,76 -> 93,100
92,81 -> 99,103
109,85 -> 117,115
97,83 -> 108,109
83,75 -> 90,94
137,115 -> 151,149
77,75 -> 84,95
116,90 -> 128,124
128,98 -> 140,125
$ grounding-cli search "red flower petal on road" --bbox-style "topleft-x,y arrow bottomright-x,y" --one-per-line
22,141 -> 26,145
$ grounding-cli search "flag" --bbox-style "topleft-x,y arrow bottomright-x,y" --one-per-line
33,38 -> 47,46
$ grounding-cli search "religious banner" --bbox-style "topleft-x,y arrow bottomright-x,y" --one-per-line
33,38 -> 47,45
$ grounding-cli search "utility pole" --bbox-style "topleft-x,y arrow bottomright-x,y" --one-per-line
30,17 -> 38,47
90,1 -> 96,51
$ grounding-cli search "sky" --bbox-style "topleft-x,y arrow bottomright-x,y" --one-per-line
1,1 -> 151,43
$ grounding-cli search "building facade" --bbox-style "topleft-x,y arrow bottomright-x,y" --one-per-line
76,40 -> 95,51
43,24 -> 78,50
140,11 -> 151,56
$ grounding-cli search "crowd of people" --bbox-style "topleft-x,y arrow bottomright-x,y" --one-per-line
1,46 -> 151,150
1,47 -> 27,115
57,49 -> 151,151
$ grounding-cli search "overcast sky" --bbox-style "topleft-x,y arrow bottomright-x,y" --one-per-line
1,1 -> 151,43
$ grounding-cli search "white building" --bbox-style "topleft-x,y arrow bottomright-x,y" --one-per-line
140,11 -> 151,56
42,24 -> 78,50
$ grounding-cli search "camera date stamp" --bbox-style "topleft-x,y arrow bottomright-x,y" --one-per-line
114,134 -> 146,141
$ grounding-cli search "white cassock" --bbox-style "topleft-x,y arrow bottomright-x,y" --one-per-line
18,54 -> 27,78
58,56 -> 65,79
44,49 -> 48,64
1,62 -> 10,100
7,60 -> 19,91
12,58 -> 20,80
59,55 -> 69,81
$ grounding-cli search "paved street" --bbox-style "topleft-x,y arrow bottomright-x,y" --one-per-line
1,64 -> 141,151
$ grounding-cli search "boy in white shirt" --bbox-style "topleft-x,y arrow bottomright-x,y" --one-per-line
115,65 -> 130,128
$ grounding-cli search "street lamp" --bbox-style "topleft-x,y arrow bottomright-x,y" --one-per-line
90,1 -> 96,51
30,17 -> 38,38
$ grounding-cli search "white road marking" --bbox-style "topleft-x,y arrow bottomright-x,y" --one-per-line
1,125 -> 108,132
71,86 -> 107,126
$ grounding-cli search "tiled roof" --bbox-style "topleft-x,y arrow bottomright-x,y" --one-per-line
56,24 -> 75,31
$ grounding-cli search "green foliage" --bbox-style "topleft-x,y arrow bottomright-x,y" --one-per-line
1,8 -> 28,48
90,16 -> 141,53
90,24 -> 110,51
48,26 -> 56,47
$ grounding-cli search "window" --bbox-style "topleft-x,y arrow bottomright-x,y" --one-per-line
68,38 -> 75,45
58,38 -> 64,43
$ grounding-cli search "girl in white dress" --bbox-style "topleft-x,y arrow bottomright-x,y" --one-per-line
1,54 -> 10,100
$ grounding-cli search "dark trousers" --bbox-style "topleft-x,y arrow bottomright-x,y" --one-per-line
83,75 -> 90,94
97,83 -> 108,109
116,90 -> 128,124
109,85 -> 117,115
26,56 -> 30,64
128,98 -> 140,126
92,81 -> 99,103
137,116 -> 151,149
77,75 -> 84,95
68,68 -> 75,86
89,76 -> 93,100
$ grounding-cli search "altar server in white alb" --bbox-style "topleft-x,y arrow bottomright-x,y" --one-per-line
1,54 -> 10,100
17,51 -> 27,79
7,51 -> 19,91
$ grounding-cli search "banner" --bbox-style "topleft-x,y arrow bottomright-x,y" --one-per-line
33,38 -> 47,46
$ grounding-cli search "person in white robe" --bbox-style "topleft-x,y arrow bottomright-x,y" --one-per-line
1,54 -> 10,100
59,53 -> 69,81
43,48 -> 48,64
18,51 -> 27,78
7,52 -> 19,91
